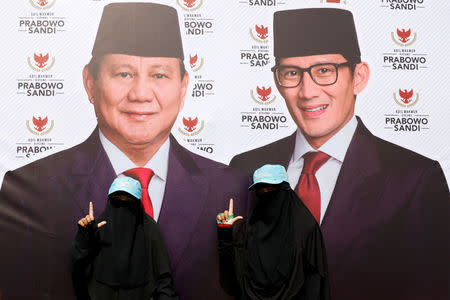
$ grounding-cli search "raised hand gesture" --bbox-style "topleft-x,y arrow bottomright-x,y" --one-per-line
217,198 -> 243,225
77,201 -> 106,228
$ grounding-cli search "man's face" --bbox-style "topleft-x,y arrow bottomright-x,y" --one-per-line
84,54 -> 188,150
276,54 -> 362,149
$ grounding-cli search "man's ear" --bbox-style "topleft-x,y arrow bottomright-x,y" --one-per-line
179,71 -> 190,111
82,66 -> 95,104
353,62 -> 370,95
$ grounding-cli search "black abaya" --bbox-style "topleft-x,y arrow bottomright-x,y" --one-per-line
218,182 -> 330,300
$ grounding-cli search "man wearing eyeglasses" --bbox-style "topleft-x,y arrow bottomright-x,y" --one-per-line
230,8 -> 449,300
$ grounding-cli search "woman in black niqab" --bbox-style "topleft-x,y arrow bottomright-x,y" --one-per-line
71,176 -> 177,300
217,166 -> 330,300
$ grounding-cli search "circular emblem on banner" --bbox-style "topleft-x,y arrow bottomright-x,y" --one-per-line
394,89 -> 419,108
30,0 -> 56,10
27,53 -> 55,72
250,25 -> 269,44
251,86 -> 276,105
189,54 -> 204,72
177,0 -> 203,11
178,117 -> 205,136
391,28 -> 417,47
26,116 -> 54,135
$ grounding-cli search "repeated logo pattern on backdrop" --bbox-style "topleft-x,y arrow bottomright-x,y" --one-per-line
383,27 -> 427,71
17,52 -> 64,97
16,115 -> 62,159
178,116 -> 216,155
240,24 -> 271,67
178,0 -> 214,36
240,84 -> 288,131
18,0 -> 65,35
12,1 -> 68,161
380,0 -> 425,10
189,52 -> 215,100
2,0 -> 449,184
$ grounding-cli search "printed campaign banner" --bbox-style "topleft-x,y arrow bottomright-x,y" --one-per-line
0,1 -> 448,299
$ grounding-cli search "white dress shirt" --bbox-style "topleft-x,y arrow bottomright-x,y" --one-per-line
287,116 -> 357,224
99,130 -> 169,221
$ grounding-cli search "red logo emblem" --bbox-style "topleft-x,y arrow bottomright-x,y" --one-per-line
34,53 -> 49,69
255,25 -> 268,40
179,116 -> 204,136
177,0 -> 203,10
28,52 -> 55,72
30,0 -> 56,9
399,89 -> 413,104
190,54 -> 198,68
251,85 -> 277,105
189,54 -> 204,72
392,28 -> 416,46
256,86 -> 272,102
393,88 -> 419,107
183,117 -> 198,132
397,28 -> 411,44
184,0 -> 196,8
26,116 -> 54,135
33,116 -> 48,132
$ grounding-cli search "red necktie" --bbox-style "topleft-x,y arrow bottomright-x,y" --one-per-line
296,152 -> 330,223
123,167 -> 155,218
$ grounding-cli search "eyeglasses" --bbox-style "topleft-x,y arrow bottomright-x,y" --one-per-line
271,62 -> 352,88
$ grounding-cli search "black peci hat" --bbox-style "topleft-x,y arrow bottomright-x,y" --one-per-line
92,2 -> 184,60
273,8 -> 361,63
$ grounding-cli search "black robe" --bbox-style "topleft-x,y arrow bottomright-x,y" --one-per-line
71,197 -> 177,300
218,182 -> 330,300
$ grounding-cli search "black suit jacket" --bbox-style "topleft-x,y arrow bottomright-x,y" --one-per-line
230,117 -> 450,300
0,129 -> 252,300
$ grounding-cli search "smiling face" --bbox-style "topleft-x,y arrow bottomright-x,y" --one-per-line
275,54 -> 369,149
83,54 -> 189,153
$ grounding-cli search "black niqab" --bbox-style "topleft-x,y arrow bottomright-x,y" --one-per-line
241,182 -> 329,299
246,183 -> 295,296
94,195 -> 149,288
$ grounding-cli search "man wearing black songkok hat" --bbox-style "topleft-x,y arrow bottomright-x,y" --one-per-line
0,3 -> 250,299
231,8 -> 449,300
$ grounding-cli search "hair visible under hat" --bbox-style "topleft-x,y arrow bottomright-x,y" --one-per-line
273,8 -> 361,63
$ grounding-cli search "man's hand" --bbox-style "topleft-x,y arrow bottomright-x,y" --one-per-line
77,201 -> 107,228
217,198 -> 243,225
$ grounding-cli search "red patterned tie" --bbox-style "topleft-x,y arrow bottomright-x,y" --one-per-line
123,168 -> 155,218
296,152 -> 330,223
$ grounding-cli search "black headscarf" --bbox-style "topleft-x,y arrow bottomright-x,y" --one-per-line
94,193 -> 149,288
242,182 -> 329,299
72,192 -> 178,300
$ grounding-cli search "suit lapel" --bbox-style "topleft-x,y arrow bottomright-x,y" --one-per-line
157,136 -> 209,268
278,132 -> 296,168
63,129 -> 116,216
321,118 -> 385,268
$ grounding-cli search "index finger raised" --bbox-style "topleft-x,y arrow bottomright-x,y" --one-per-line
89,201 -> 94,219
228,198 -> 234,216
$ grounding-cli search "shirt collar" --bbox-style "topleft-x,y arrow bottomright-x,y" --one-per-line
99,130 -> 170,181
292,115 -> 357,163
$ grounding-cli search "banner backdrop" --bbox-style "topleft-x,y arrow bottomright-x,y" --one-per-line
1,0 -> 449,185
0,0 -> 449,299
